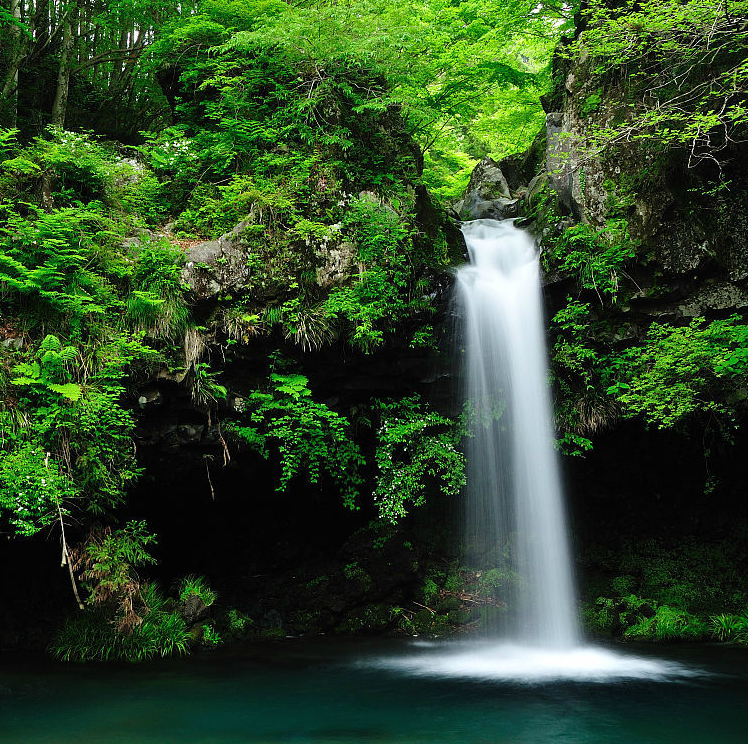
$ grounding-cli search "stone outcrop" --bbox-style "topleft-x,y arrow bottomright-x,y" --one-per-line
532,47 -> 748,323
181,221 -> 254,300
452,157 -> 520,221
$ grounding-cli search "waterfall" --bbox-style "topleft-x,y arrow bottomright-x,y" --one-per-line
367,218 -> 697,679
456,219 -> 578,649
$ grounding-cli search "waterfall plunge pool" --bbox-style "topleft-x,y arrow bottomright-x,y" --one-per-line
2,638 -> 747,744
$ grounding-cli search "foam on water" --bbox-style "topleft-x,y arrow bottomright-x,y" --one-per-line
361,642 -> 704,683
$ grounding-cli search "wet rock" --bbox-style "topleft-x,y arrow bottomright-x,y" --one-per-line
546,111 -> 582,221
137,387 -> 163,409
316,241 -> 357,288
678,281 -> 748,317
121,227 -> 155,250
175,423 -> 204,444
655,222 -> 713,274
114,157 -> 148,188
156,366 -> 189,384
1,337 -> 23,350
639,604 -> 656,619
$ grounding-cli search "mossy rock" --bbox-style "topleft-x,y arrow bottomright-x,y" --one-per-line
447,609 -> 474,625
411,609 -> 437,634
436,596 -> 461,614
259,627 -> 287,640
478,605 -> 506,632
334,604 -> 392,635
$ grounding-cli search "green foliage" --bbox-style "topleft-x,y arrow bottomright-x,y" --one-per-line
77,521 -> 157,616
226,608 -> 254,637
420,578 -> 439,605
27,128 -> 116,205
51,532 -> 195,663
573,0 -> 748,172
550,299 -> 618,453
543,220 -> 636,303
201,623 -> 223,646
324,197 -> 436,352
372,396 -> 466,522
177,575 -> 217,607
229,373 -> 364,507
344,561 -> 373,591
11,334 -> 82,401
191,362 -> 228,407
0,445 -> 72,536
115,168 -> 170,226
0,200 -> 121,324
50,584 -> 191,663
583,536 -> 748,641
625,605 -> 708,641
606,316 -> 748,429
709,613 -> 748,644
580,88 -> 603,118
582,596 -> 618,634
127,242 -> 189,342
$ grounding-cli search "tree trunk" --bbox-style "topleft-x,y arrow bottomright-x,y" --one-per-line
50,2 -> 76,127
1,0 -> 23,127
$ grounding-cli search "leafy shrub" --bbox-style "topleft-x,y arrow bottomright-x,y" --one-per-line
32,128 -> 117,205
324,197 -> 434,353
127,241 -> 190,342
116,169 -> 169,226
226,609 -> 254,637
625,605 -> 707,641
372,396 -> 465,522
421,579 -> 439,605
0,444 -> 73,536
709,613 -> 748,644
543,219 -> 636,303
51,584 -> 190,662
177,575 -> 217,607
582,597 -> 618,634
201,623 -> 223,646
74,521 -> 158,630
606,316 -> 748,430
228,372 -> 363,508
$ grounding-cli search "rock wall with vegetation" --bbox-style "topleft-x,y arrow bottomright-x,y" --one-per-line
2,0 -> 748,656
532,0 -> 748,643
0,0 -> 565,657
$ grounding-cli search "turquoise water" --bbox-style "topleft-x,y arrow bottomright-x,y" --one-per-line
2,639 -> 747,743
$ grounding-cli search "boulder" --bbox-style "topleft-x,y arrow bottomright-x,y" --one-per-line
137,386 -> 163,410
181,221 -> 253,300
316,241 -> 357,288
178,594 -> 208,627
453,157 -> 519,221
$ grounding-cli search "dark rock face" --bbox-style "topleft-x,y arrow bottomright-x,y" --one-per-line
178,594 -> 209,627
535,48 -> 748,323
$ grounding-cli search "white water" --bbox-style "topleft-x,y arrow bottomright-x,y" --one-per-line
456,219 -> 577,648
367,219 -> 699,683
363,640 -> 703,683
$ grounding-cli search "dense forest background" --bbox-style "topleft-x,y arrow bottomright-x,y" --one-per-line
2,0 -> 748,660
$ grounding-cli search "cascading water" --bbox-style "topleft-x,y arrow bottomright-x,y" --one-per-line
456,218 -> 578,648
366,217 -> 697,682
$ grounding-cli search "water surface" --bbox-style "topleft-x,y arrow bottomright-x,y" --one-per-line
2,638 -> 747,744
